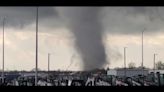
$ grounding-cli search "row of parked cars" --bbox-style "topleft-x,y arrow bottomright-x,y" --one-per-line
0,72 -> 163,86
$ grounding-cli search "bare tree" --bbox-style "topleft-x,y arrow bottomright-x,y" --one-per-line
156,61 -> 164,70
128,62 -> 136,69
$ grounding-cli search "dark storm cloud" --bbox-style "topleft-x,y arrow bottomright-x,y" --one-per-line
102,7 -> 164,35
0,7 -> 59,29
1,7 -> 164,34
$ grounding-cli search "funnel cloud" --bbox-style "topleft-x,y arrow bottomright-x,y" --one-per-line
58,7 -> 107,70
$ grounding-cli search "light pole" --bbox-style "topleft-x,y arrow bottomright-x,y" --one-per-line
153,53 -> 157,73
124,47 -> 127,77
35,7 -> 39,86
47,53 -> 51,82
141,31 -> 144,69
141,30 -> 145,77
48,53 -> 50,73
2,17 -> 5,84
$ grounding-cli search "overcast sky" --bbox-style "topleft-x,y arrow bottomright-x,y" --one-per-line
0,7 -> 164,71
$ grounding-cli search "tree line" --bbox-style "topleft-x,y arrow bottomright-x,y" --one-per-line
127,61 -> 164,70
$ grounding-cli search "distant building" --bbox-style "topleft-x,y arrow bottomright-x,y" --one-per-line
107,69 -> 149,77
149,70 -> 164,74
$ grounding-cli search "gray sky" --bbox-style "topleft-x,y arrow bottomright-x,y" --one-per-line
0,7 -> 164,71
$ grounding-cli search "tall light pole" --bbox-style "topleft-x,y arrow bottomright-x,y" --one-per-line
47,53 -> 50,82
48,53 -> 50,73
141,30 -> 145,77
35,7 -> 39,86
124,47 -> 127,77
141,31 -> 144,69
153,54 -> 157,73
2,17 -> 5,84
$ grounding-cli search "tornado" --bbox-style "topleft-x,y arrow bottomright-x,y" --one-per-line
59,7 -> 107,70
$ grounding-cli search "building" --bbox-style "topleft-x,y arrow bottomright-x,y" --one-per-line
149,70 -> 164,74
107,69 -> 149,77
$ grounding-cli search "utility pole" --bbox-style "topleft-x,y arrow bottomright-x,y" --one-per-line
48,53 -> 50,73
154,54 -> 157,73
141,31 -> 144,69
124,47 -> 127,77
47,53 -> 50,82
141,30 -> 144,77
35,7 -> 39,86
2,17 -> 5,84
